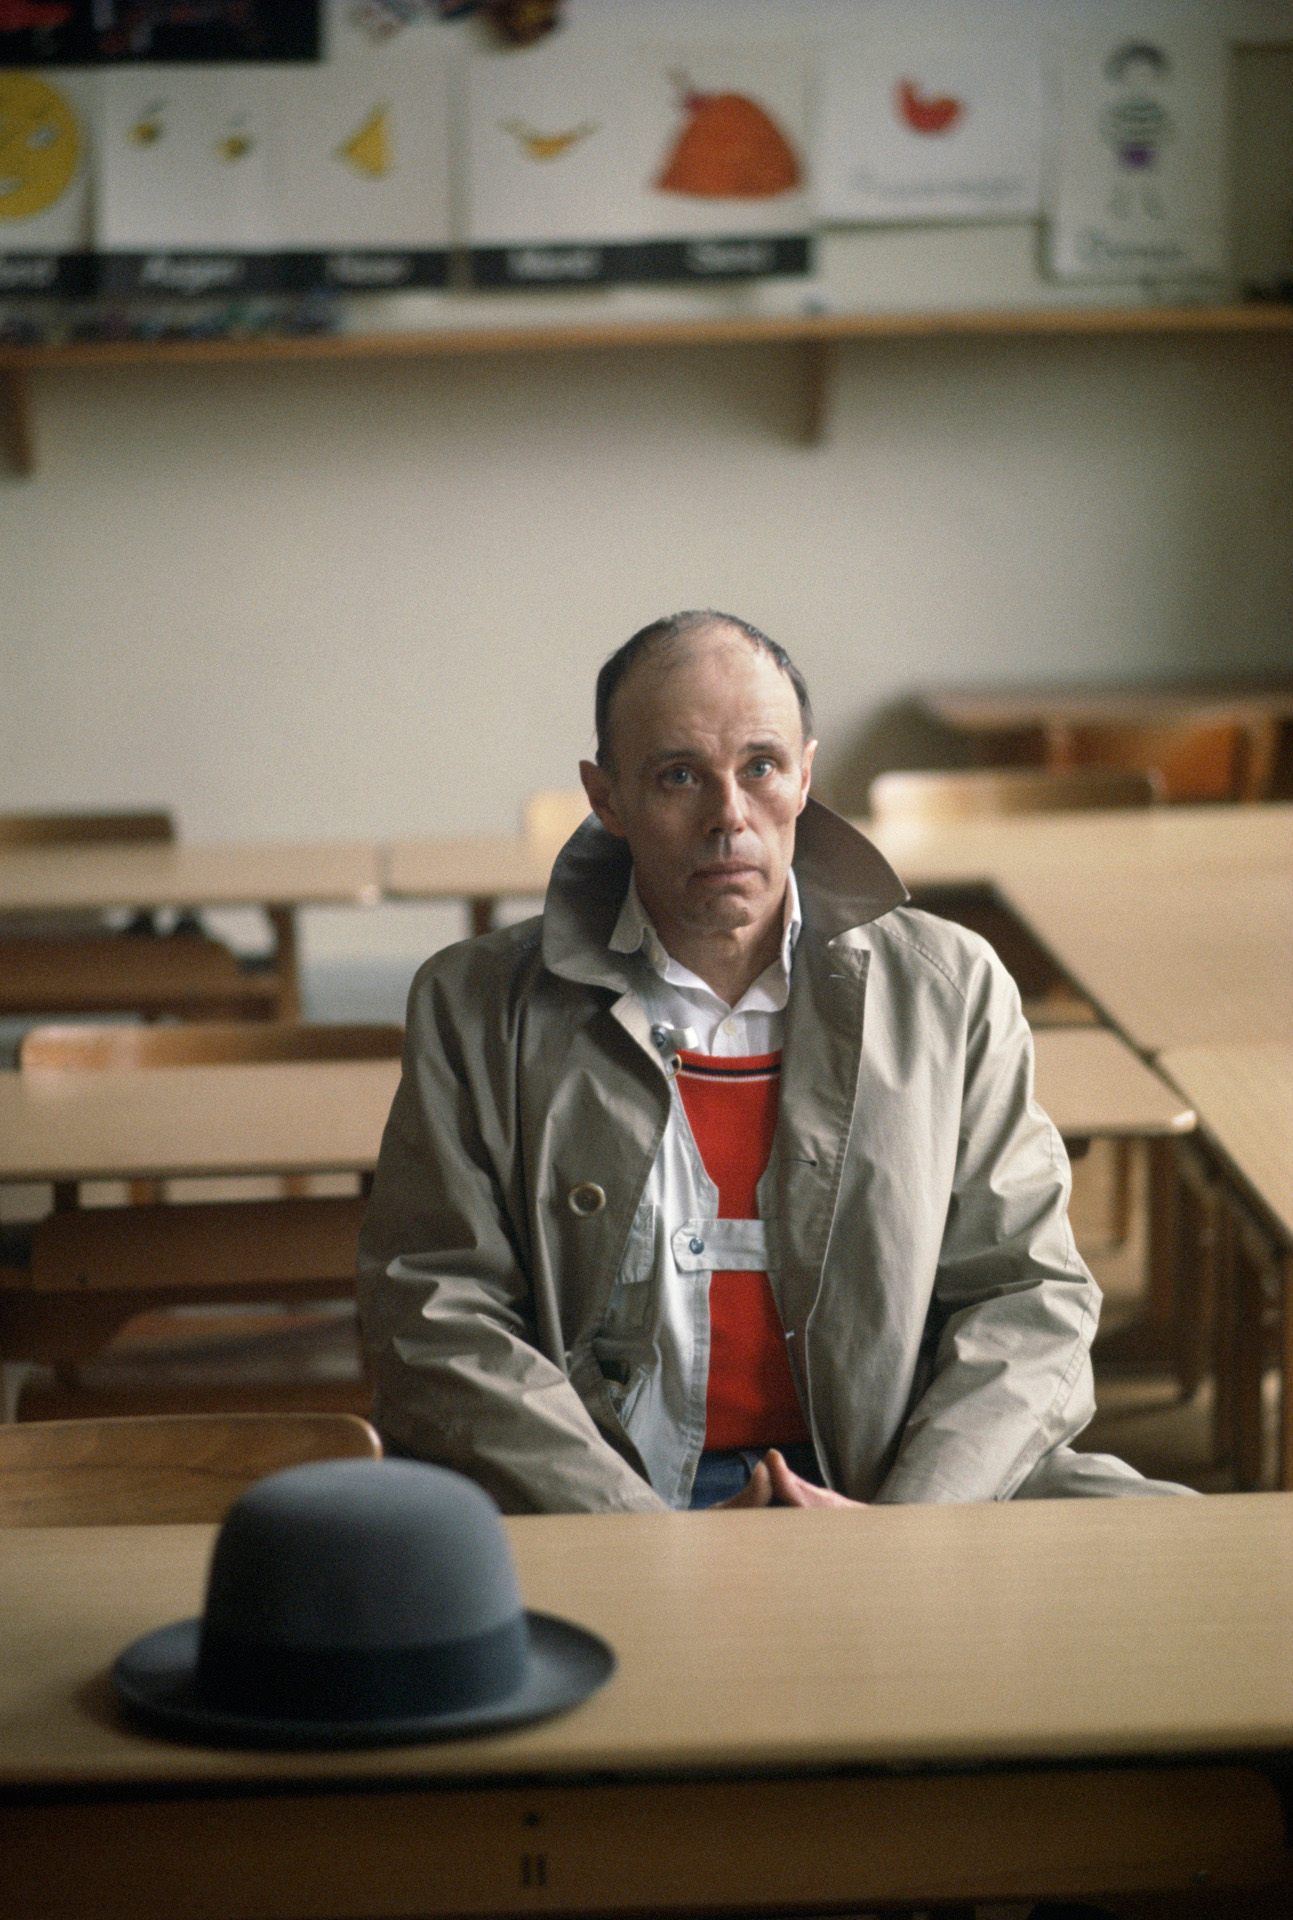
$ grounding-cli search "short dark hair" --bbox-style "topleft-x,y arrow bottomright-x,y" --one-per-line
594,610 -> 814,767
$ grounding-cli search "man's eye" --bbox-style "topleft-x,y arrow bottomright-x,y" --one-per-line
661,766 -> 695,787
747,758 -> 776,778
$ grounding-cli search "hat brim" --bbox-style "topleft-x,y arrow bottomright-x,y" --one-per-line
112,1611 -> 614,1750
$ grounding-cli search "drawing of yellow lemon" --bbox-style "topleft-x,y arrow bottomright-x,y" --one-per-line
0,73 -> 80,224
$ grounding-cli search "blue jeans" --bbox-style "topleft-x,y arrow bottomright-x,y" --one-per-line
689,1442 -> 824,1509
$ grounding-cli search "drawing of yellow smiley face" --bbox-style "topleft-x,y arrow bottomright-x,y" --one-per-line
0,73 -> 80,224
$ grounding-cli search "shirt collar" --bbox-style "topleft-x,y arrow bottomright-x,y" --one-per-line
609,867 -> 802,1004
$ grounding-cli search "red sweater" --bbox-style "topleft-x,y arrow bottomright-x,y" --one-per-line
675,1050 -> 810,1450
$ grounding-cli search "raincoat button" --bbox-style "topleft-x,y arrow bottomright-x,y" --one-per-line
568,1183 -> 606,1217
689,1237 -> 705,1254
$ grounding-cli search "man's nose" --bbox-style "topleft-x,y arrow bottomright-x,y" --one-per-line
705,773 -> 746,834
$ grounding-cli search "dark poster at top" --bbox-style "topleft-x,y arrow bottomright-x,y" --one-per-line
0,1 -> 320,64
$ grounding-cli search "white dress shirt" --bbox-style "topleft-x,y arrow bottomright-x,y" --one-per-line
608,868 -> 802,1057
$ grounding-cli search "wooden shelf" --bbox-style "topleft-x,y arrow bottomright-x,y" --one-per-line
3,302 -> 1290,476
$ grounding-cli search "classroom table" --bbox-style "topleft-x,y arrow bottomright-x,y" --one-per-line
0,839 -> 383,1020
0,1059 -> 401,1372
0,1037 -> 1179,1185
3,1496 -> 1293,1915
0,1058 -> 400,1187
866,803 -> 1293,1050
1160,1044 -> 1293,1490
382,833 -> 553,934
918,682 -> 1293,800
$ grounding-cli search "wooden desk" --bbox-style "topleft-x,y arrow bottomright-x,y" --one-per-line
0,1059 -> 399,1186
866,804 -> 1293,1050
1031,1028 -> 1194,1140
0,840 -> 383,1020
1004,862 -> 1293,1050
919,682 -> 1293,800
0,1060 -> 400,1368
2,1498 -> 1292,1915
1160,1044 -> 1293,1489
866,798 -> 1293,890
382,834 -> 553,935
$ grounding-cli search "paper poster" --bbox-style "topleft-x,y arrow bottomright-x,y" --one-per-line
465,34 -> 811,285
816,17 -> 1043,223
0,1 -> 319,65
98,69 -> 280,249
94,3 -> 452,295
0,68 -> 96,294
1045,24 -> 1229,282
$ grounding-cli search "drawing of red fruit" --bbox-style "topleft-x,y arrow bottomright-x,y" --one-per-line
895,79 -> 965,135
656,72 -> 801,198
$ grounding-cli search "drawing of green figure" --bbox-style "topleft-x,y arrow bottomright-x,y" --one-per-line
1099,40 -> 1172,221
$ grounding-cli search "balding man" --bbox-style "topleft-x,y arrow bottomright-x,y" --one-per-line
358,612 -> 1186,1510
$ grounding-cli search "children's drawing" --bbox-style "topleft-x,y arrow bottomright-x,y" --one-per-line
656,72 -> 800,200
1045,23 -> 1228,282
336,104 -> 392,177
816,17 -> 1042,224
500,118 -> 597,162
0,70 -> 79,223
894,80 -> 964,138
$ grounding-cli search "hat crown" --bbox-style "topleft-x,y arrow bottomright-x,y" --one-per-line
204,1459 -> 522,1650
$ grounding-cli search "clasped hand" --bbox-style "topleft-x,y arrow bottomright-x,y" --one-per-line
718,1448 -> 865,1509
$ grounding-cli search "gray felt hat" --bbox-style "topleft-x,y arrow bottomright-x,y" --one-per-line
112,1458 -> 614,1749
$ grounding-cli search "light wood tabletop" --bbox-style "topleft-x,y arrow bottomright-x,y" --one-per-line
865,799 -> 1293,889
920,683 -> 1293,731
0,1039 -> 1183,1188
1159,1043 -> 1293,1244
1030,1029 -> 1194,1139
0,1058 -> 401,1185
2,1500 -> 1292,1915
2,1495 -> 1291,1787
1003,861 -> 1293,1050
0,839 -> 383,914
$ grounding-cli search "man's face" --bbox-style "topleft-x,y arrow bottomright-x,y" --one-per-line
580,629 -> 815,956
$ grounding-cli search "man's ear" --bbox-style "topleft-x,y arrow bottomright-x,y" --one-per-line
797,738 -> 817,815
579,759 -> 627,839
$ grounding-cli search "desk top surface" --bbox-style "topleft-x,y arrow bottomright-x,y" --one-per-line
1160,1043 -> 1293,1242
865,801 -> 1293,890
382,833 -> 553,900
0,1058 -> 401,1182
1002,864 -> 1293,1050
0,1034 -> 1180,1184
3,1494 -> 1293,1794
919,685 -> 1293,730
0,841 -> 383,913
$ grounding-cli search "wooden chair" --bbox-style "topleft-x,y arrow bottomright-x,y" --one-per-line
0,1411 -> 382,1525
4,1023 -> 401,1421
1049,718 -> 1260,803
0,809 -> 286,1020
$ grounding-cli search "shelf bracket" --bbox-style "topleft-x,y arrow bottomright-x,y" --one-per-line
2,370 -> 34,478
801,338 -> 834,448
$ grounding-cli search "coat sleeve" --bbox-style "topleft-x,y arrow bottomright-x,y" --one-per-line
356,955 -> 667,1515
874,938 -> 1117,1504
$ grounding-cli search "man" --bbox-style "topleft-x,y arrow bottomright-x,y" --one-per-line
358,611 -> 1184,1510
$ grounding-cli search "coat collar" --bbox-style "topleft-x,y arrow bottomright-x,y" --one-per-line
540,797 -> 907,993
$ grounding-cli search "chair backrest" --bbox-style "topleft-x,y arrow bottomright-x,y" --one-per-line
0,810 -> 175,850
19,1020 -> 404,1072
0,1411 -> 383,1526
1057,719 -> 1251,803
523,790 -> 591,857
867,765 -> 1161,828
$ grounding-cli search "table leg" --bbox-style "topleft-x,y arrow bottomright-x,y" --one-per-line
470,897 -> 495,939
266,905 -> 301,1021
